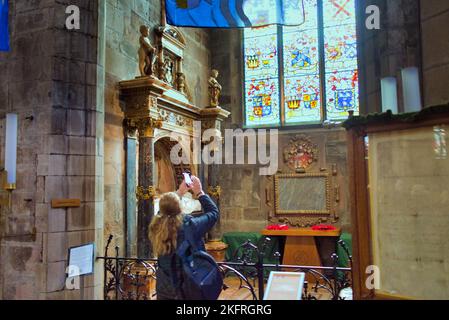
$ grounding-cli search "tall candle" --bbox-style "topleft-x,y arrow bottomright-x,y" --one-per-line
5,113 -> 18,185
402,67 -> 422,113
381,77 -> 398,114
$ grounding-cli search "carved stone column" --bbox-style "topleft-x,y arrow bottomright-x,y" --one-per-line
200,107 -> 230,241
136,117 -> 161,258
207,163 -> 222,241
124,120 -> 138,257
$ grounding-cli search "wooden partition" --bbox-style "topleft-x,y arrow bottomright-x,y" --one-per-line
344,104 -> 449,300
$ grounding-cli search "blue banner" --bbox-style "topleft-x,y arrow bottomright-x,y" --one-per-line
165,0 -> 305,28
0,0 -> 9,51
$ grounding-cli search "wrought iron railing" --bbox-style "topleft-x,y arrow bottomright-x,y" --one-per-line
97,235 -> 352,300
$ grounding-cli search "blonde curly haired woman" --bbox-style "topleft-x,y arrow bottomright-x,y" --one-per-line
149,176 -> 219,300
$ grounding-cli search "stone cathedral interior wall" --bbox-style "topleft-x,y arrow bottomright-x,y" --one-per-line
0,0 -> 449,300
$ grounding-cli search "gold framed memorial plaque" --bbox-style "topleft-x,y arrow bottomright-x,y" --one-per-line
274,173 -> 331,215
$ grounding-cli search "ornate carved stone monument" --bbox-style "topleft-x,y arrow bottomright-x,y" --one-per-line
121,25 -> 230,257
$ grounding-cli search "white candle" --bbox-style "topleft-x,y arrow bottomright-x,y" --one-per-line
5,113 -> 18,185
381,77 -> 398,114
401,67 -> 422,113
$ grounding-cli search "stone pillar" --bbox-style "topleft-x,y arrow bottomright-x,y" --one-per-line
200,107 -> 230,241
207,163 -> 222,240
136,118 -> 159,258
125,122 -> 138,257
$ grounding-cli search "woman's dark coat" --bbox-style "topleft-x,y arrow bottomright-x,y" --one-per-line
156,194 -> 219,300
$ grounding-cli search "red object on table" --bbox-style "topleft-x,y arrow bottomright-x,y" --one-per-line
266,224 -> 289,231
311,224 -> 337,231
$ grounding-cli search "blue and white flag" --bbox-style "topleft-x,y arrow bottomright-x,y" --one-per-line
0,0 -> 9,51
165,0 -> 305,28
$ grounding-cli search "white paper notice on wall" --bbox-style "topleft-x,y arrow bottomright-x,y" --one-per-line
67,243 -> 95,277
263,272 -> 305,300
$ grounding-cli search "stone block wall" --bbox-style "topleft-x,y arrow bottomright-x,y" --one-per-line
0,0 -> 104,300
358,0 -> 449,111
217,129 -> 351,235
357,0 -> 422,114
209,30 -> 351,239
420,0 -> 449,106
103,0 -> 212,256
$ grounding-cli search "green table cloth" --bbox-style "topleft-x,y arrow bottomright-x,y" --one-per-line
337,232 -> 352,268
222,231 -> 280,264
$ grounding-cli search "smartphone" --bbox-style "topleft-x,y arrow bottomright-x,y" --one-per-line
183,172 -> 192,186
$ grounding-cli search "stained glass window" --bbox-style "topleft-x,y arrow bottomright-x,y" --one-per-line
323,0 -> 359,120
283,0 -> 321,124
244,26 -> 281,126
244,0 -> 359,127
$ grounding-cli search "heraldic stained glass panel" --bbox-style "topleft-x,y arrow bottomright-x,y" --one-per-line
323,0 -> 359,120
283,0 -> 321,124
244,25 -> 281,126
243,0 -> 359,127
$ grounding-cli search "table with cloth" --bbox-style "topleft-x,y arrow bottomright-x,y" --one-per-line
222,232 -> 281,278
337,232 -> 352,268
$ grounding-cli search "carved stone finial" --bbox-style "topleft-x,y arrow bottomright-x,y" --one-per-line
176,72 -> 186,94
208,69 -> 222,108
138,25 -> 158,77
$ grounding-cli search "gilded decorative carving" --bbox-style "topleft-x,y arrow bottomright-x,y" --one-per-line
269,172 -> 338,227
157,108 -> 194,129
136,186 -> 156,200
124,119 -> 138,138
150,96 -> 158,108
144,154 -> 152,165
136,117 -> 163,138
123,94 -> 157,117
268,213 -> 331,228
176,115 -> 186,127
158,109 -> 169,122
283,135 -> 318,172
126,95 -> 149,111
335,185 -> 340,203
201,120 -> 221,131
207,186 -> 222,198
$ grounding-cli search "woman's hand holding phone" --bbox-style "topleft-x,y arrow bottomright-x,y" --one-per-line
177,174 -> 204,198
190,176 -> 204,197
177,180 -> 190,197
183,172 -> 193,187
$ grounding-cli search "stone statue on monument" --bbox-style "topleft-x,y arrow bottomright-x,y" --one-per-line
208,69 -> 222,108
138,25 -> 157,77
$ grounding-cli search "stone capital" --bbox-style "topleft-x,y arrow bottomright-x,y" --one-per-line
135,117 -> 163,138
124,119 -> 138,138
